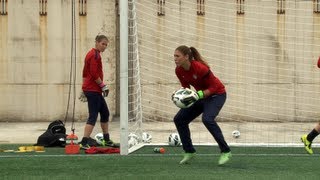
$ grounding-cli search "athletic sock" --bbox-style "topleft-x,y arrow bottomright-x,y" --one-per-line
307,129 -> 319,142
103,133 -> 110,141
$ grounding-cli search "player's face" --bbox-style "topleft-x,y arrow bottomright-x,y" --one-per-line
96,39 -> 108,52
174,50 -> 189,67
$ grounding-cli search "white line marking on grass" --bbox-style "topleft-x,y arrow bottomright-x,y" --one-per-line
0,153 -> 320,158
0,153 -> 317,158
129,153 -> 319,157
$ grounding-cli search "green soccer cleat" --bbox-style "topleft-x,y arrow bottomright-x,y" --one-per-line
218,152 -> 232,165
179,153 -> 196,164
301,135 -> 313,155
79,143 -> 90,150
101,139 -> 120,148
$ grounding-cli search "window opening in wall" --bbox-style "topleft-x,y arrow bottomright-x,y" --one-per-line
236,0 -> 245,15
157,0 -> 165,16
197,0 -> 205,16
314,0 -> 320,13
79,0 -> 87,16
0,0 -> 8,15
277,0 -> 285,14
39,0 -> 47,16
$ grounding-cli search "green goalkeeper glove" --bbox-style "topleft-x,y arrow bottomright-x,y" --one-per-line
197,90 -> 204,99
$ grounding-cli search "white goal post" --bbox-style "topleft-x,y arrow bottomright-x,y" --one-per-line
120,0 -> 320,155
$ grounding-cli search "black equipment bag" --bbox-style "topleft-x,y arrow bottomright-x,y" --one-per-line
35,120 -> 66,147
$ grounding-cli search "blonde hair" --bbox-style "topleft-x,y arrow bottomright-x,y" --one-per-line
95,35 -> 108,42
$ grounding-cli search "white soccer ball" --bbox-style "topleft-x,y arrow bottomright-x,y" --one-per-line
232,130 -> 241,138
128,133 -> 139,148
141,132 -> 152,143
168,133 -> 181,146
171,88 -> 199,109
128,133 -> 140,141
94,133 -> 104,145
128,137 -> 138,148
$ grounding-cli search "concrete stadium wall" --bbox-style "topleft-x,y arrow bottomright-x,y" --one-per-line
135,0 -> 320,122
0,0 -> 117,122
1,0 -> 320,123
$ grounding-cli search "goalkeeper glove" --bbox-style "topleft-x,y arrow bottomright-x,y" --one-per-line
181,88 -> 199,107
78,91 -> 87,102
99,82 -> 109,97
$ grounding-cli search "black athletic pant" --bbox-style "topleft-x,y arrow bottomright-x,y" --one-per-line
173,93 -> 230,153
84,91 -> 110,126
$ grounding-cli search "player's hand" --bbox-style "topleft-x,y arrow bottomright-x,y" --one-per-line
184,87 -> 205,99
100,83 -> 109,97
181,88 -> 199,105
78,91 -> 87,102
102,88 -> 109,97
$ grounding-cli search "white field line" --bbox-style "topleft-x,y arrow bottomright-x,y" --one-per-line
0,153 -> 318,158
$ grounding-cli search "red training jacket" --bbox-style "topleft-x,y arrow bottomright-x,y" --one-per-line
175,60 -> 226,95
82,48 -> 104,93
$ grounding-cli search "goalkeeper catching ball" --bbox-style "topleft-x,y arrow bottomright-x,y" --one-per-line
173,45 -> 231,165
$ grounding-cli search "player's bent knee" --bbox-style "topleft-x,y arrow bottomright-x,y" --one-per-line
202,116 -> 217,125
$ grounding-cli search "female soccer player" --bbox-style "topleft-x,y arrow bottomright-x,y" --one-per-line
173,45 -> 231,165
301,57 -> 320,154
79,35 -> 118,148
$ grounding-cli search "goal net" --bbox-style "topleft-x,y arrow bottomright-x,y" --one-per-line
124,0 -> 320,153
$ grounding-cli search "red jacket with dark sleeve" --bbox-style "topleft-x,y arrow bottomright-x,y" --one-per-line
82,48 -> 104,93
175,60 -> 225,95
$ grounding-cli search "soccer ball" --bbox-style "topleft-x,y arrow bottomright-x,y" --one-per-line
141,132 -> 152,143
128,137 -> 138,148
168,133 -> 181,146
171,88 -> 199,108
94,133 -> 104,145
128,133 -> 139,148
128,133 -> 139,142
232,130 -> 241,138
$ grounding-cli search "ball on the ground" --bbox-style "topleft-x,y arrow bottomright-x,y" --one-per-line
232,130 -> 241,138
128,133 -> 139,148
168,133 -> 181,146
94,133 -> 104,145
141,132 -> 152,143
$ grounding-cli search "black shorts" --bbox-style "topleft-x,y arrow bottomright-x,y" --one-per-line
84,91 -> 110,125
